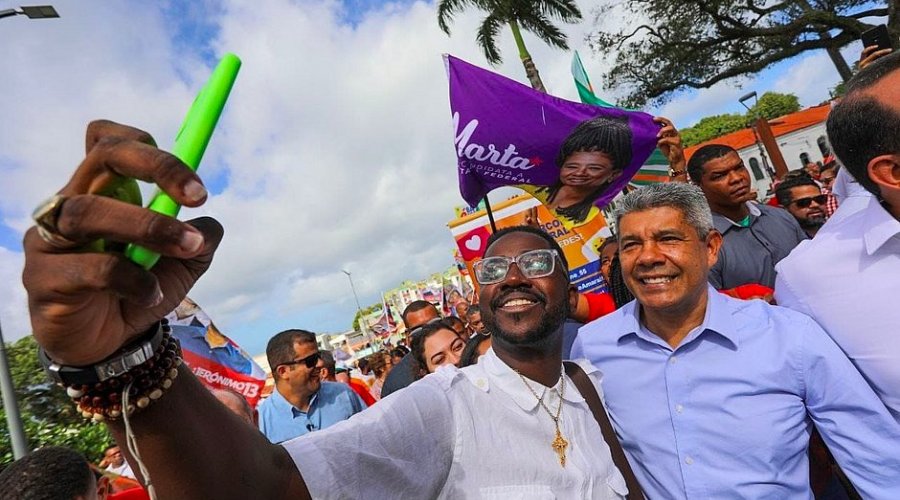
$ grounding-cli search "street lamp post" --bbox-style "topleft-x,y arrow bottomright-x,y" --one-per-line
342,270 -> 373,349
0,5 -> 59,20
0,2 -> 58,461
739,91 -> 789,180
0,317 -> 29,459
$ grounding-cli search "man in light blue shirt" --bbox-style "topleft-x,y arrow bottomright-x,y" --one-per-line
258,329 -> 366,443
572,183 -> 900,499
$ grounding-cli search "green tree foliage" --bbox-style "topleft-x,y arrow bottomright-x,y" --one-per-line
0,336 -> 111,469
749,92 -> 801,120
680,92 -> 801,146
351,304 -> 383,332
437,0 -> 582,91
588,0 -> 895,107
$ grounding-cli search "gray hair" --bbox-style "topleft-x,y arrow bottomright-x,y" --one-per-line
615,183 -> 714,238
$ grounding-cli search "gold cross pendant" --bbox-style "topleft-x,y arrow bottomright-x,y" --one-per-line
552,427 -> 569,467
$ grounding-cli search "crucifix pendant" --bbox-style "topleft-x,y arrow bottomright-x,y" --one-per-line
552,427 -> 569,467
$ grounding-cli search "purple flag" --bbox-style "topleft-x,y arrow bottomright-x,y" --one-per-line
447,55 -> 659,228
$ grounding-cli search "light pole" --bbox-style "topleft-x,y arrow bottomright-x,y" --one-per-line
0,317 -> 29,459
342,270 -> 373,348
0,5 -> 59,21
739,91 -> 788,180
0,3 -> 58,461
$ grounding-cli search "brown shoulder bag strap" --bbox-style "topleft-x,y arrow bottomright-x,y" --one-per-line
564,361 -> 645,500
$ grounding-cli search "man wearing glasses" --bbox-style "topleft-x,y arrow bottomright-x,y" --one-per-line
257,329 -> 366,443
775,176 -> 828,238
21,118 -> 629,495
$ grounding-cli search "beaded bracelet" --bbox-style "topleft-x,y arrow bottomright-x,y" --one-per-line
64,329 -> 183,421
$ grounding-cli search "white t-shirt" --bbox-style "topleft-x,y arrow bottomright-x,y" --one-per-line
283,349 -> 627,499
106,461 -> 136,480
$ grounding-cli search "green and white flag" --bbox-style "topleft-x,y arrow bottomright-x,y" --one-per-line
571,51 -> 670,186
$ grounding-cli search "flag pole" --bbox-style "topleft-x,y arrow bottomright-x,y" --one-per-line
483,195 -> 498,233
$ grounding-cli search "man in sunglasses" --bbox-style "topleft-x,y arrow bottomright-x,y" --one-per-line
686,144 -> 807,291
257,329 -> 366,443
775,176 -> 828,238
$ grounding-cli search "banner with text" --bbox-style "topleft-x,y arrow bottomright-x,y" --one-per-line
447,54 -> 658,228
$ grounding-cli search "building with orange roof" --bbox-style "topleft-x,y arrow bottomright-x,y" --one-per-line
684,104 -> 833,198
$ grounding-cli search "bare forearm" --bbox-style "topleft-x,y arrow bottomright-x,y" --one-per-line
109,364 -> 310,499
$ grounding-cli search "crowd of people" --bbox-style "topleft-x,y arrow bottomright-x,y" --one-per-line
5,48 -> 900,499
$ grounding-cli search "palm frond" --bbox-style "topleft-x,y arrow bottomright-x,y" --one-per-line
518,13 -> 570,50
476,13 -> 505,65
535,0 -> 582,22
438,0 -> 478,34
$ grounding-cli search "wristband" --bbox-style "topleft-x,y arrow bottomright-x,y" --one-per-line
39,321 -> 167,386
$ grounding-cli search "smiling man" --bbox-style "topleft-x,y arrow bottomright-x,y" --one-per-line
257,329 -> 366,443
20,119 -> 631,499
687,145 -> 807,289
572,182 -> 900,498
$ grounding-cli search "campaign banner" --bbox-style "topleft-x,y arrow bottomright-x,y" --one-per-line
448,193 -> 613,293
447,55 -> 658,228
166,298 -> 268,408
570,52 -> 672,189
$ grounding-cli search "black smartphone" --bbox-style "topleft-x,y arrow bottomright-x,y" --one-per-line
861,24 -> 893,51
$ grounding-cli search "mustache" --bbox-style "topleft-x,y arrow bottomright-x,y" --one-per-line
490,287 -> 546,310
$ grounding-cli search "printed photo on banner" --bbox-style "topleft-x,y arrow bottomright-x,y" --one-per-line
446,54 -> 659,228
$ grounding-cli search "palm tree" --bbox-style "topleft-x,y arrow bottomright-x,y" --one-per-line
437,0 -> 582,93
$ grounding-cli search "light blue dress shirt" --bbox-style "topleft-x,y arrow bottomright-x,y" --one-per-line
258,381 -> 366,444
572,288 -> 900,499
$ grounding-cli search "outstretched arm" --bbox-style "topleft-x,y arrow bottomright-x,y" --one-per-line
22,120 -> 309,499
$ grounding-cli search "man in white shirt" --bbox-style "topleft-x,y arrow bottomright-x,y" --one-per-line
101,445 -> 135,480
776,51 -> 900,422
22,120 -> 628,499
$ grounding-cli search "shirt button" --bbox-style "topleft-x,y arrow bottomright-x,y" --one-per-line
669,356 -> 677,365
675,404 -> 684,413
685,456 -> 694,465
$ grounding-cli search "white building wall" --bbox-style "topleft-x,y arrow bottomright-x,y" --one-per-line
734,122 -> 829,199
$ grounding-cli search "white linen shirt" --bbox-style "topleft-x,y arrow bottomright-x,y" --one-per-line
282,348 -> 627,499
776,196 -> 900,421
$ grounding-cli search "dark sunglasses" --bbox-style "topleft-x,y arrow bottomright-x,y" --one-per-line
790,194 -> 827,208
279,351 -> 321,370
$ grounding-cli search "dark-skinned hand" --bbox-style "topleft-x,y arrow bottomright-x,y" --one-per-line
23,120 -> 223,366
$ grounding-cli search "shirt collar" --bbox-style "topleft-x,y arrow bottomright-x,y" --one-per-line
862,197 -> 900,255
713,202 -> 761,233
271,385 -> 317,418
471,348 -> 584,411
615,287 -> 739,351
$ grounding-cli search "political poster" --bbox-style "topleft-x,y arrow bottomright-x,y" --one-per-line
448,193 -> 613,294
447,54 -> 658,228
166,298 -> 268,408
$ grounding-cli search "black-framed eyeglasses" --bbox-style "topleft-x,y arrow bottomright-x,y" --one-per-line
407,317 -> 443,339
790,194 -> 827,208
278,351 -> 321,370
473,249 -> 561,285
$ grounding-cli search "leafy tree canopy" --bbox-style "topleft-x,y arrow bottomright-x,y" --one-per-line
589,0 -> 895,107
1,336 -> 111,470
680,92 -> 801,146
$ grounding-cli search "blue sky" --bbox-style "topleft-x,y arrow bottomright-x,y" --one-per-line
0,0 -> 876,355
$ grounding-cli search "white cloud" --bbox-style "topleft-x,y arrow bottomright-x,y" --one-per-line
0,0 -> 853,352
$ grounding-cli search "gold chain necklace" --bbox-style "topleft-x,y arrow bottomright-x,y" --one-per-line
516,370 -> 568,467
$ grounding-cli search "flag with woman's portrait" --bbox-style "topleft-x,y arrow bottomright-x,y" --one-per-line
446,54 -> 658,228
